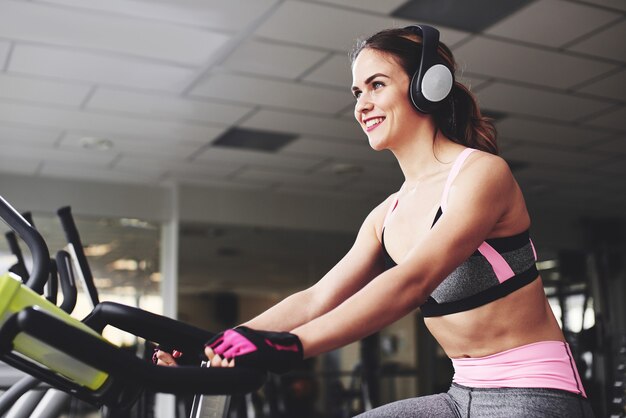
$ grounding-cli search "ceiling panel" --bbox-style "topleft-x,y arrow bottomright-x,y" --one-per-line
595,157 -> 626,174
170,175 -> 271,190
0,101 -> 225,144
453,36 -> 616,89
0,123 -> 61,145
302,53 -> 352,88
40,163 -> 160,184
502,143 -> 612,168
34,0 -> 279,31
0,156 -> 40,176
281,137 -> 395,164
241,109 -> 362,141
10,45 -> 196,92
255,1 -> 441,52
584,106 -> 626,130
190,73 -> 353,114
113,155 -> 239,179
576,69 -> 626,101
579,0 -> 626,12
0,142 -> 117,166
567,20 -> 626,62
87,88 -> 254,125
221,40 -> 328,80
485,0 -> 620,47
193,146 -> 322,171
310,0 -> 407,14
0,1 -> 231,65
235,167 -> 345,188
60,132 -> 202,160
0,40 -> 11,66
586,136 -> 626,154
496,117 -> 614,147
476,82 -> 615,121
0,73 -> 90,106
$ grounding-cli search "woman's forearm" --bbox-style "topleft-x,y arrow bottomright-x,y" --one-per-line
241,287 -> 324,332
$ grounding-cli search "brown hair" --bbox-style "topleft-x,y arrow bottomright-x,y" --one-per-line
350,28 -> 498,155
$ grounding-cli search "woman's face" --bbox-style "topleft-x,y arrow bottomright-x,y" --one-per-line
351,48 -> 418,151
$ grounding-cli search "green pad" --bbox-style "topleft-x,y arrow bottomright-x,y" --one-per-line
0,273 -> 109,390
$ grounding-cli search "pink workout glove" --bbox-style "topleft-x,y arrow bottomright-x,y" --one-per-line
205,326 -> 303,374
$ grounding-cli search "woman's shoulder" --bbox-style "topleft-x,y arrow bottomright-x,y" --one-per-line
462,149 -> 515,188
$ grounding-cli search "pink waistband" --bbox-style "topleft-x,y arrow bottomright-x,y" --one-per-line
451,341 -> 586,397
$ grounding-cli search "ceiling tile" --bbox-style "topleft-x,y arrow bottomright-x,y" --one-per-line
501,143 -> 612,168
0,123 -> 61,145
193,146 -> 322,171
191,73 -> 354,114
0,142 -> 117,167
496,117 -> 614,147
255,1 -> 456,52
567,20 -> 626,62
0,101 -> 226,144
40,163 -> 160,184
242,109 -> 362,141
584,106 -> 626,130
315,159 -> 403,183
221,40 -> 328,80
579,0 -> 626,12
60,132 -> 202,160
281,137 -> 395,164
476,82 -> 614,121
453,36 -> 616,89
310,0 -> 407,14
0,40 -> 10,66
274,185 -> 369,200
485,0 -> 620,47
0,1 -> 231,65
113,155 -> 238,179
0,156 -> 40,176
302,54 -> 352,88
576,69 -> 626,101
0,73 -> 90,106
585,136 -> 626,154
594,157 -> 626,174
36,0 -> 278,31
236,167 -> 345,188
87,88 -> 253,125
175,176 -> 271,191
10,45 -> 196,92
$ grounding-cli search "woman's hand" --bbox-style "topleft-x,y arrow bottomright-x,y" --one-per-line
204,346 -> 236,368
152,349 -> 182,367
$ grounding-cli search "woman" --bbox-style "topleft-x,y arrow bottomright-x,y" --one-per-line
156,25 -> 594,417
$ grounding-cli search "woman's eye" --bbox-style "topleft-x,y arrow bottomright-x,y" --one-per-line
353,91 -> 361,100
372,81 -> 384,89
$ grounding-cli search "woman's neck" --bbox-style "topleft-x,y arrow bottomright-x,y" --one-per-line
392,128 -> 463,188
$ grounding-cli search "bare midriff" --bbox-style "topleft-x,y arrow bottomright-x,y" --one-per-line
425,275 -> 565,359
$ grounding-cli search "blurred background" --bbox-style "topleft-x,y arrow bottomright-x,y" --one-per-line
0,0 -> 624,417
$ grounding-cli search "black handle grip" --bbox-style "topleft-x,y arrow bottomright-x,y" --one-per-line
56,251 -> 78,314
0,195 -> 49,293
4,231 -> 29,281
56,206 -> 99,306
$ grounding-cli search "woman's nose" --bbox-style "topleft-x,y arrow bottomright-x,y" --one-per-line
355,95 -> 373,114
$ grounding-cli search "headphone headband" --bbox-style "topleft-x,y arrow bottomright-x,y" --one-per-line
403,24 -> 453,113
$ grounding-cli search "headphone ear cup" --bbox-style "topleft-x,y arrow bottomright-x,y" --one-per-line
409,64 -> 453,114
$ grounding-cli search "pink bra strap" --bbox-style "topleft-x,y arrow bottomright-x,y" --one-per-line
441,148 -> 476,212
382,194 -> 400,230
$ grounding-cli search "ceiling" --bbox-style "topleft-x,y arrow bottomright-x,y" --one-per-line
0,0 -> 624,216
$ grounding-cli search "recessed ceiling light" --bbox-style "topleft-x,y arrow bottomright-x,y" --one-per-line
80,136 -> 114,151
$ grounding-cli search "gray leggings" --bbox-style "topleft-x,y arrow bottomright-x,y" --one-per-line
354,383 -> 595,417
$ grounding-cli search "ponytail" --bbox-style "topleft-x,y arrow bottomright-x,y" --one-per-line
434,82 -> 498,155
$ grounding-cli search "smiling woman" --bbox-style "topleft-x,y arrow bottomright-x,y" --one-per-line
155,24 -> 594,418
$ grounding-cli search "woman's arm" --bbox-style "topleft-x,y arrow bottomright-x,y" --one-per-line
241,196 -> 393,332
293,153 -> 518,357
